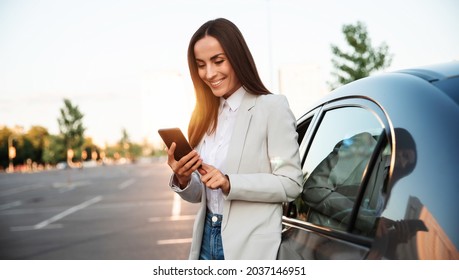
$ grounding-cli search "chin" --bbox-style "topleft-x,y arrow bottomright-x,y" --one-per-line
211,88 -> 229,98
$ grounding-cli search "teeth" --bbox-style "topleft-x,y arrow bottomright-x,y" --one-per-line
210,79 -> 223,87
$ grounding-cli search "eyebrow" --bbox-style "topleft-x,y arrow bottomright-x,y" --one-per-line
196,53 -> 225,62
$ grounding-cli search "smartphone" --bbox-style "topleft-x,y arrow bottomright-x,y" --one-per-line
158,128 -> 193,161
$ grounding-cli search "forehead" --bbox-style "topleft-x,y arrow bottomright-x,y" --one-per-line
194,36 -> 225,59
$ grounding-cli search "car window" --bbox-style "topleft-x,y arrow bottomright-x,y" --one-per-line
296,114 -> 310,145
353,141 -> 390,236
294,106 -> 390,236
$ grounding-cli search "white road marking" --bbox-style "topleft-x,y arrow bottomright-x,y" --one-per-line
52,180 -> 90,189
153,192 -> 194,245
0,200 -> 22,211
0,184 -> 43,197
172,193 -> 181,218
9,196 -> 102,231
157,238 -> 192,245
11,224 -> 63,231
1,200 -> 169,216
118,179 -> 136,190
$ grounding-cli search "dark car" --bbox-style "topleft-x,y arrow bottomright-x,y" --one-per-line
278,61 -> 459,260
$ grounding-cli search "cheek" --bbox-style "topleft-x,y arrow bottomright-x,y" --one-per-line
229,70 -> 240,87
197,69 -> 206,81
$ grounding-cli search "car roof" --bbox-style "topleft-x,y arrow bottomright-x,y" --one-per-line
305,60 -> 459,111
393,60 -> 459,82
295,60 -> 459,121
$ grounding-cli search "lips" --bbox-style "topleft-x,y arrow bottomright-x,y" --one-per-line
209,79 -> 224,88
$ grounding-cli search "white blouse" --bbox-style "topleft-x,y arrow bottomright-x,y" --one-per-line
200,87 -> 245,214
172,87 -> 246,215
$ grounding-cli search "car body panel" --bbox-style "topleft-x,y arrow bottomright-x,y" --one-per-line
279,61 -> 459,260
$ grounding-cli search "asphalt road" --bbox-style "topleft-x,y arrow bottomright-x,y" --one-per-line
0,159 -> 199,260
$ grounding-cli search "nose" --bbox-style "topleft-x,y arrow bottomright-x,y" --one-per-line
205,64 -> 217,80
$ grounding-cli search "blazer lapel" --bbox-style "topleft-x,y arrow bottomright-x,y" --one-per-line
224,92 -> 257,174
222,92 -> 256,230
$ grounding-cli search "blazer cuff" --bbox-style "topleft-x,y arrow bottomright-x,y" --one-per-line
169,174 -> 191,192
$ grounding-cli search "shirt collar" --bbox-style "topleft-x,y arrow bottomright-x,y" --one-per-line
220,86 -> 246,112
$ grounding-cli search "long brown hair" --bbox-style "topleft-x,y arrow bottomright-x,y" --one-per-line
187,18 -> 270,147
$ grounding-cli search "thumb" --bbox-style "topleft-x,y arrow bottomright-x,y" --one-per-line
167,142 -> 177,162
198,167 -> 207,176
198,163 -> 211,175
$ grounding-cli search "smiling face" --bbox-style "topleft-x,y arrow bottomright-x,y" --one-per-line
194,35 -> 241,99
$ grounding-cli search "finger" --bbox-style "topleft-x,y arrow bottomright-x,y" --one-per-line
177,150 -> 198,167
193,159 -> 204,172
199,163 -> 216,177
200,163 -> 213,172
206,176 -> 220,188
167,143 -> 182,173
198,166 -> 207,176
180,154 -> 201,173
172,151 -> 197,175
201,169 -> 224,188
200,168 -> 217,183
167,143 -> 177,163
206,176 -> 224,189
167,142 -> 176,155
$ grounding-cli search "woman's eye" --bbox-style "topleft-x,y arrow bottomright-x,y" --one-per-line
215,60 -> 224,65
197,64 -> 205,68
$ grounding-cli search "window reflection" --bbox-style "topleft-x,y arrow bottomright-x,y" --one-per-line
368,128 -> 458,259
295,107 -> 387,235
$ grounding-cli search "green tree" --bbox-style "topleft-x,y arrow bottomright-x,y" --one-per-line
114,128 -> 143,160
119,128 -> 131,159
0,126 -> 27,169
57,99 -> 85,159
25,126 -> 49,164
129,142 -> 143,159
0,126 -> 12,169
42,134 -> 66,164
16,135 -> 34,166
329,21 -> 393,89
82,137 -> 101,161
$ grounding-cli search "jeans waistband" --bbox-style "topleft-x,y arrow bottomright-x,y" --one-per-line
206,210 -> 222,227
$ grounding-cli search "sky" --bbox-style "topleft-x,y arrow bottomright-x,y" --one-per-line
1,0 -> 458,147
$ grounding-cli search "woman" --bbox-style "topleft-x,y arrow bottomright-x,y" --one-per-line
167,18 -> 302,260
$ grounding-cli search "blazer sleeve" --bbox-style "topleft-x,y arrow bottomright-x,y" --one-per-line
225,95 -> 303,203
169,172 -> 203,203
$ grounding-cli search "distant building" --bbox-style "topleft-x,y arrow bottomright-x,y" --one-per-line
278,63 -> 328,119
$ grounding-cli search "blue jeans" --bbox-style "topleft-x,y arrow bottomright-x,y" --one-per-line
199,211 -> 224,260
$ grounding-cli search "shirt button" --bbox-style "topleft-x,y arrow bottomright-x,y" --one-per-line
212,216 -> 218,222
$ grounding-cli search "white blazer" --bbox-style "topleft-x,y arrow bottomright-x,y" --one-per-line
171,92 -> 303,260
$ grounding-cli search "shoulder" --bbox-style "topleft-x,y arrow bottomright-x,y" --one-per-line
254,94 -> 296,126
256,93 -> 290,110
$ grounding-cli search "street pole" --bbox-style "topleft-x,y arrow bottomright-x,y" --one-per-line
266,0 -> 274,91
8,134 -> 16,173
67,148 -> 74,185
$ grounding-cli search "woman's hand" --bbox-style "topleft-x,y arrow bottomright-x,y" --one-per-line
198,163 -> 231,195
167,142 -> 202,188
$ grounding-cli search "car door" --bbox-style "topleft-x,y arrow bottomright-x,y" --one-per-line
279,98 -> 392,260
